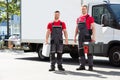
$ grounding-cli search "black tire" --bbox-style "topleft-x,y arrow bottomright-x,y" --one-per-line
24,50 -> 31,52
109,46 -> 120,67
70,49 -> 79,59
38,47 -> 49,61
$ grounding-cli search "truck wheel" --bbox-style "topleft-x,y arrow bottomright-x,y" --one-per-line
38,47 -> 49,61
24,50 -> 31,52
70,49 -> 79,59
109,46 -> 120,67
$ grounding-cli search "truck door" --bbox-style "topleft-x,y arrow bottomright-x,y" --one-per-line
92,5 -> 114,44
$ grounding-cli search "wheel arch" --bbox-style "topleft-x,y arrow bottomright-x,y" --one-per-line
107,40 -> 120,56
36,43 -> 43,53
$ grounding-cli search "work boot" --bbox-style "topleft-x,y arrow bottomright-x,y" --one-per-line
58,65 -> 65,71
49,65 -> 55,71
88,66 -> 93,71
76,65 -> 86,70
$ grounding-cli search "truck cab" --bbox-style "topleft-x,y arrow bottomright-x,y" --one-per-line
85,1 -> 120,66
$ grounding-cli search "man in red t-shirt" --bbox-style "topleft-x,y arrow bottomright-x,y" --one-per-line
45,11 -> 68,71
74,5 -> 96,71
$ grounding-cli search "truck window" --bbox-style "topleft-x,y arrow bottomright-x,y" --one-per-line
104,7 -> 114,27
110,4 -> 120,20
92,5 -> 113,27
92,5 -> 104,24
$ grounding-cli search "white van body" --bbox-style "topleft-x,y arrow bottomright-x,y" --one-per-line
21,0 -> 120,66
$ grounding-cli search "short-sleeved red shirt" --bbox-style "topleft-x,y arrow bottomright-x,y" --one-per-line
47,20 -> 66,32
76,14 -> 94,29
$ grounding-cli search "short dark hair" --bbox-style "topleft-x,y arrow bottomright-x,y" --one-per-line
82,5 -> 88,9
55,11 -> 60,13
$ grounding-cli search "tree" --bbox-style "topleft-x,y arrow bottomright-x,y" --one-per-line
0,0 -> 20,22
0,1 -> 6,22
0,0 -> 20,37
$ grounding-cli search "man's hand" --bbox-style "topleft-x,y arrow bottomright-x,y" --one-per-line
45,40 -> 49,44
65,39 -> 68,45
91,37 -> 95,42
74,37 -> 77,43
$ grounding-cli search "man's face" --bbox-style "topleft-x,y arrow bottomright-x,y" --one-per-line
54,13 -> 60,20
82,7 -> 87,15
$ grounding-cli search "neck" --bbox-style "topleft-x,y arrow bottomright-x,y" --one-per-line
82,13 -> 87,16
54,19 -> 59,22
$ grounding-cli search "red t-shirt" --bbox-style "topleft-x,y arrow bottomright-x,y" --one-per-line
76,14 -> 94,29
47,20 -> 66,32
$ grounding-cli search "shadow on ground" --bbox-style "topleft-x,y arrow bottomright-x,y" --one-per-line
15,55 -> 120,78
15,56 -> 120,69
53,69 -> 120,78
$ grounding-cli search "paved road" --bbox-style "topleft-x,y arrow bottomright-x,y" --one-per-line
0,50 -> 120,80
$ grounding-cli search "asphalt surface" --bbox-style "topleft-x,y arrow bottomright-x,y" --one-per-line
0,49 -> 120,80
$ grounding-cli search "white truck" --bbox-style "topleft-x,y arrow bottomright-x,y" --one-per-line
21,0 -> 120,66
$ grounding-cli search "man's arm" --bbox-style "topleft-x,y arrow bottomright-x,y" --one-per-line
91,23 -> 96,42
63,29 -> 68,45
74,25 -> 78,43
45,29 -> 51,44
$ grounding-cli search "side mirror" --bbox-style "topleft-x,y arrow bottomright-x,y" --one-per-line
101,14 -> 109,27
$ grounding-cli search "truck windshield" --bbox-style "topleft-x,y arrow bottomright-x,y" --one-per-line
110,4 -> 120,20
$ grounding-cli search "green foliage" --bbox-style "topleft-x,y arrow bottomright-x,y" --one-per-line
0,0 -> 20,23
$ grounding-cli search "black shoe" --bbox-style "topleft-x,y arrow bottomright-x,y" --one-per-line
49,65 -> 55,71
58,68 -> 65,71
58,65 -> 65,71
49,68 -> 55,71
76,66 -> 86,70
88,66 -> 93,71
